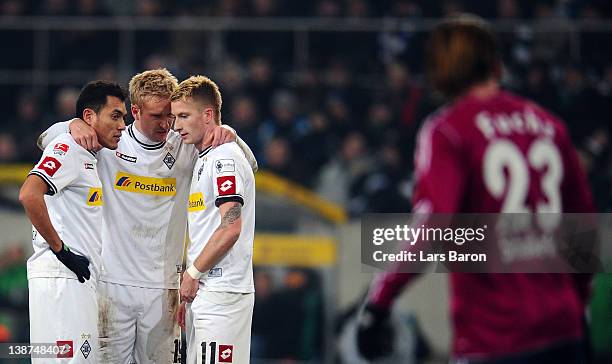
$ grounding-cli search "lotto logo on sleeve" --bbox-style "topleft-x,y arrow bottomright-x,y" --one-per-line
216,176 -> 236,196
37,156 -> 62,176
56,340 -> 74,358
218,345 -> 233,363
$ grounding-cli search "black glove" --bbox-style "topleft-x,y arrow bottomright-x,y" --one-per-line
357,303 -> 394,360
52,242 -> 91,283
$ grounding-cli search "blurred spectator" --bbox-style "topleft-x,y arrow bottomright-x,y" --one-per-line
349,144 -> 411,214
230,95 -> 261,157
0,134 -> 17,162
317,131 -> 373,207
294,111 -> 335,186
262,136 -> 308,185
37,0 -> 71,16
1,0 -> 26,16
259,89 -> 306,146
10,94 -> 43,162
136,0 -> 164,16
75,0 -> 107,16
246,56 -> 278,119
53,87 -> 79,120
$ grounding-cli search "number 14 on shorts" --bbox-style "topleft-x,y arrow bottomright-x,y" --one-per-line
202,342 -> 234,363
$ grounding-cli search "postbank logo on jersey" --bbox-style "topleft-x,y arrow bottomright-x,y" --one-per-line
86,188 -> 103,206
114,172 -> 176,196
188,192 -> 206,212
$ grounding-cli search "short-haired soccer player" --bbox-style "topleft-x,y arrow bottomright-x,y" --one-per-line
173,75 -> 256,364
20,81 -> 127,363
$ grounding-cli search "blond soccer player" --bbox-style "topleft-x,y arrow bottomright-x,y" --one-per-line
173,76 -> 256,364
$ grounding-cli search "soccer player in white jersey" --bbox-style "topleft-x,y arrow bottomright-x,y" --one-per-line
20,81 -> 128,363
172,76 -> 256,364
38,69 -> 257,363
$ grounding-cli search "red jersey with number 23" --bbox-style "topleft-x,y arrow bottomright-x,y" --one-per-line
371,91 -> 595,359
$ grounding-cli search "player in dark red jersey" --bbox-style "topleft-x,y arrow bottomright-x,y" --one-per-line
357,15 -> 594,363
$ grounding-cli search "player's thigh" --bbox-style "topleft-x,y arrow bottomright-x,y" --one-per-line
98,281 -> 139,363
191,291 -> 254,364
134,288 -> 181,364
29,277 -> 98,363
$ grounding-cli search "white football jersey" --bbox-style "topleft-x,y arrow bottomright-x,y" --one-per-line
187,142 -> 255,293
27,133 -> 103,281
97,124 -> 197,288
39,121 -> 258,289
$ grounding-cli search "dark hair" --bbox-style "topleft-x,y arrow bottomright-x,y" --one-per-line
426,14 -> 500,99
76,80 -> 127,118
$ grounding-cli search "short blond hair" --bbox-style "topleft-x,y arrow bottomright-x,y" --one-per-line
129,68 -> 179,106
171,75 -> 222,124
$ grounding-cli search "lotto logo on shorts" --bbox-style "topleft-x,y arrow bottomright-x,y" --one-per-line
216,176 -> 236,196
87,188 -> 103,206
218,345 -> 233,363
37,156 -> 62,176
56,340 -> 73,358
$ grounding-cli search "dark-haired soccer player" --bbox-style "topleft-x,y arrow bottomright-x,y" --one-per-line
357,15 -> 595,363
20,81 -> 127,363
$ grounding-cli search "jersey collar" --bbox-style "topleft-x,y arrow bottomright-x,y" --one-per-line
128,124 -> 166,150
199,146 -> 213,158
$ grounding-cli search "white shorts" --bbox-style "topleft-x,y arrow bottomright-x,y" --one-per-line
29,277 -> 99,363
185,291 -> 255,364
97,281 -> 181,364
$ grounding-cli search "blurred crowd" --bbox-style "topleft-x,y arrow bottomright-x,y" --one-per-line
3,0 -> 612,18
2,0 -> 612,215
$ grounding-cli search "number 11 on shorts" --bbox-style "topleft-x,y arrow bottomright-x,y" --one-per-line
201,341 -> 234,363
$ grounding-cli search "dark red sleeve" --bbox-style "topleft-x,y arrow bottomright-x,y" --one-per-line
369,119 -> 467,309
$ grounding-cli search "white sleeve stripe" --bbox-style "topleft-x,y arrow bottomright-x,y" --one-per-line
28,171 -> 58,195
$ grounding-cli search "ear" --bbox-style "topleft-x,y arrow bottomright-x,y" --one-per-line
82,108 -> 95,126
131,104 -> 140,120
202,107 -> 214,125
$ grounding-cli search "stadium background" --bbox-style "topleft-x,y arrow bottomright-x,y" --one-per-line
0,0 -> 611,362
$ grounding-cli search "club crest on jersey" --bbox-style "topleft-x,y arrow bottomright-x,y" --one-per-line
116,151 -> 137,163
37,156 -> 62,176
216,176 -> 236,196
80,340 -> 91,358
53,143 -> 69,155
216,159 -> 235,173
87,188 -> 103,206
164,152 -> 176,169
218,344 -> 233,363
